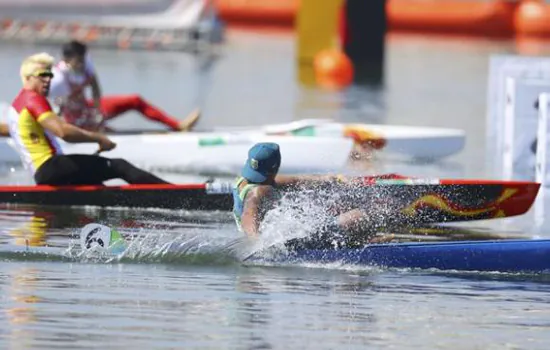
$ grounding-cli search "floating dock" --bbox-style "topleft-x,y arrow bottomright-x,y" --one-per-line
0,0 -> 224,52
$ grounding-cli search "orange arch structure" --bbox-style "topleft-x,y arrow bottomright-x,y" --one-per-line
214,0 -> 297,28
214,0 -> 550,38
387,0 -> 516,37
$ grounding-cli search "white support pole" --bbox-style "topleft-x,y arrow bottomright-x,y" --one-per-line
535,93 -> 550,229
536,93 -> 550,186
502,77 -> 516,180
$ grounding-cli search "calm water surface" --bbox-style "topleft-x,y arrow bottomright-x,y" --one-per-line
1,29 -> 550,348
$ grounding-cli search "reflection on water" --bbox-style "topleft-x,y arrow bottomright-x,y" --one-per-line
0,204 -> 234,250
5,266 -> 41,350
229,266 -> 382,348
0,222 -> 549,348
233,271 -> 273,348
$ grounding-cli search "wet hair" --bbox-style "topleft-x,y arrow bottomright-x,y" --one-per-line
62,40 -> 87,59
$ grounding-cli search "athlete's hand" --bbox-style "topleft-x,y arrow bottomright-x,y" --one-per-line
97,136 -> 116,152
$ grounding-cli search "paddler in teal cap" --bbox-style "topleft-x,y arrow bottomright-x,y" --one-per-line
233,142 -> 370,238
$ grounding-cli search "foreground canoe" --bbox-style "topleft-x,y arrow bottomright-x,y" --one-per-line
76,224 -> 550,274
0,177 -> 539,224
13,229 -> 550,274
251,238 -> 550,273
0,183 -> 232,211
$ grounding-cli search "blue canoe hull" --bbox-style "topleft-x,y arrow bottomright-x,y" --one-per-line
253,239 -> 550,273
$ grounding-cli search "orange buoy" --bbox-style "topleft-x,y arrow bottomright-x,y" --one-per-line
514,0 -> 550,38
313,49 -> 354,89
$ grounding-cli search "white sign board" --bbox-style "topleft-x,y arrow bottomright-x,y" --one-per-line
502,77 -> 550,181
536,93 -> 550,186
535,93 -> 550,228
486,55 -> 550,176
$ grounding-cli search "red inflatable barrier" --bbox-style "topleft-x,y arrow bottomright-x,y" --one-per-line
387,0 -> 516,37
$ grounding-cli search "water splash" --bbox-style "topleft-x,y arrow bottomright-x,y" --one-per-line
231,185 -> 376,261
69,226 -> 245,265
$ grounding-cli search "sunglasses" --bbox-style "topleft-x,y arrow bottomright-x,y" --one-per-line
29,70 -> 54,79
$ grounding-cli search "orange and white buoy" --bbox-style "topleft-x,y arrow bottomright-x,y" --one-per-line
313,48 -> 354,90
514,0 -> 550,38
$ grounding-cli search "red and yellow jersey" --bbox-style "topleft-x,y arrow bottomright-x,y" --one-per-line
9,89 -> 63,172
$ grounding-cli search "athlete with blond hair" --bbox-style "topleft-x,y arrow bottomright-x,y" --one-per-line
7,52 -> 170,186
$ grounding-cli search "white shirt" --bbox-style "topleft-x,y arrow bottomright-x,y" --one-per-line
49,54 -> 96,103
48,55 -> 98,127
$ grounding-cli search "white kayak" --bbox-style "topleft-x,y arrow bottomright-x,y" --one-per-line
0,132 -> 354,175
0,121 -> 464,171
249,119 -> 466,160
0,102 -> 465,172
212,118 -> 465,159
0,103 -> 351,173
69,132 -> 355,174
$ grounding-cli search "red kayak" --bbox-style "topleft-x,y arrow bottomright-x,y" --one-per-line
0,174 -> 539,224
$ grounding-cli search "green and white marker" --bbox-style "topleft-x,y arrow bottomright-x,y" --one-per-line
80,223 -> 128,254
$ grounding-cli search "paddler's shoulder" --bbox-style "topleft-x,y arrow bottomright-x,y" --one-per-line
244,184 -> 276,200
254,184 -> 275,194
240,184 -> 272,210
13,89 -> 51,110
235,176 -> 279,194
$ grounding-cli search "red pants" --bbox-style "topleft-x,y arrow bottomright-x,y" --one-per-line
87,94 -> 181,130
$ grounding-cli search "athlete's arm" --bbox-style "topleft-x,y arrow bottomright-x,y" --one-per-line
40,115 -> 103,143
89,74 -> 102,110
240,186 -> 273,237
28,94 -> 114,149
241,189 -> 262,237
85,56 -> 102,110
